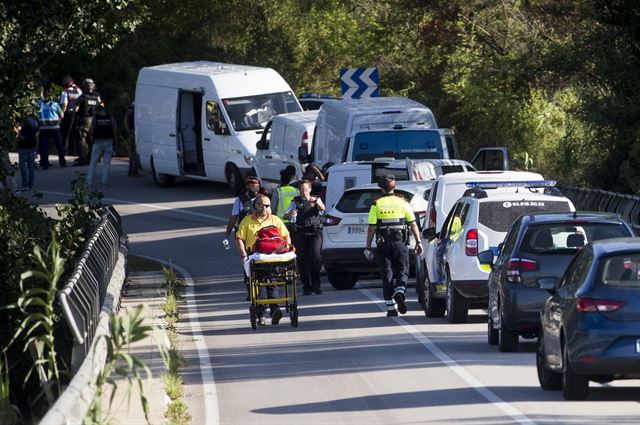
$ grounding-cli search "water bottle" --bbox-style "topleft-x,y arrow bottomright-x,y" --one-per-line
222,238 -> 230,250
290,210 -> 297,224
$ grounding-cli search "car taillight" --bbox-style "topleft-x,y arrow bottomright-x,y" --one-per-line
465,228 -> 478,256
414,210 -> 426,226
505,258 -> 539,283
428,207 -> 436,229
576,297 -> 625,313
301,132 -> 309,154
324,214 -> 342,226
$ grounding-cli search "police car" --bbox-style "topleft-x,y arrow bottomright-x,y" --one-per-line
421,180 -> 575,323
322,180 -> 432,289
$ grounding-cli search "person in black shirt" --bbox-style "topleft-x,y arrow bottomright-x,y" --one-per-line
14,114 -> 39,190
73,78 -> 103,165
284,180 -> 326,295
86,106 -> 116,188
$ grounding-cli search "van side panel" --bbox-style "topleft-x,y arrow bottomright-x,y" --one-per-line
135,84 -> 179,175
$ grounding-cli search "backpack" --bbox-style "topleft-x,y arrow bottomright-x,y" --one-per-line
252,226 -> 290,254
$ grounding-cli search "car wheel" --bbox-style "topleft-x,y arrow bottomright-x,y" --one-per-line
151,157 -> 175,188
424,271 -> 445,318
498,300 -> 518,352
326,268 -> 357,290
446,271 -> 468,323
487,314 -> 499,346
227,164 -> 243,195
562,344 -> 589,400
537,336 -> 562,390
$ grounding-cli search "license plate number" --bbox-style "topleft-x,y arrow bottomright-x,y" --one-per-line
348,225 -> 367,235
636,339 -> 640,354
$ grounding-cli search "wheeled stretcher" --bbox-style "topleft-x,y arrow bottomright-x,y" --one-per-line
244,252 -> 298,329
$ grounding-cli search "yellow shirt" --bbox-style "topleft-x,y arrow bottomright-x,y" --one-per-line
368,195 -> 415,226
236,212 -> 290,250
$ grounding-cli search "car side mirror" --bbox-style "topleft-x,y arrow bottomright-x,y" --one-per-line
477,250 -> 494,266
538,277 -> 557,293
298,145 -> 311,163
422,227 -> 437,241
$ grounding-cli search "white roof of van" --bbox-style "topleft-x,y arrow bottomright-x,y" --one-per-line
328,158 -> 472,171
145,61 -> 269,75
322,97 -> 430,113
273,110 -> 319,126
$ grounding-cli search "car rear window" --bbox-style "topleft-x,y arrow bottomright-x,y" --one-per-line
601,254 -> 640,287
479,201 -> 572,232
336,190 -> 414,213
520,223 -> 631,254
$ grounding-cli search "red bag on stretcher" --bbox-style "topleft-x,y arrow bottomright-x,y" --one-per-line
252,226 -> 290,254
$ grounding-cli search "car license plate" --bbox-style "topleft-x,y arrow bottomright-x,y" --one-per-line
348,225 -> 367,235
636,339 -> 640,354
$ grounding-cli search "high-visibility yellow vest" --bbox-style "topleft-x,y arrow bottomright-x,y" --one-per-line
275,185 -> 299,222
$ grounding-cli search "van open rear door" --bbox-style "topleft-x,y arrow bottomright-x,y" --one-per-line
470,147 -> 510,171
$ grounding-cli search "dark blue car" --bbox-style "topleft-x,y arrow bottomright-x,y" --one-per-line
536,238 -> 640,400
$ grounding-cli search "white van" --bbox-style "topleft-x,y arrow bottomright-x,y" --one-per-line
298,97 -> 458,167
135,61 -> 301,193
324,158 -> 476,210
252,110 -> 318,191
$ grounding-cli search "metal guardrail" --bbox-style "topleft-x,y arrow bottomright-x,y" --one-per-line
558,185 -> 640,234
40,206 -> 128,425
58,206 -> 127,372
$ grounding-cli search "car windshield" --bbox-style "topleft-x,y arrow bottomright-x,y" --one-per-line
336,189 -> 414,213
520,223 -> 631,254
223,91 -> 300,131
601,253 -> 640,287
352,130 -> 443,161
479,201 -> 572,232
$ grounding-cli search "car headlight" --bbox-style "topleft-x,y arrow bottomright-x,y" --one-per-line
244,155 -> 253,165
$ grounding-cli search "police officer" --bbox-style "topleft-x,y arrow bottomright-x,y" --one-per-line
272,168 -> 299,234
285,179 -> 325,295
59,75 -> 82,156
365,174 -> 423,316
73,78 -> 103,165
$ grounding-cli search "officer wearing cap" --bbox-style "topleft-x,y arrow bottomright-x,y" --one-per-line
365,174 -> 423,317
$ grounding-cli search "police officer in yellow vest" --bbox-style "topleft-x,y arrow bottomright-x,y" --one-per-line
365,175 -> 423,317
272,168 -> 299,233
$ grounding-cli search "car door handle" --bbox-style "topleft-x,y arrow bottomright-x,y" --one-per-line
204,137 -> 211,141
265,155 -> 273,159
169,133 -> 176,137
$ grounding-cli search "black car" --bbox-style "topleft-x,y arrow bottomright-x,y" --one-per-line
477,212 -> 634,352
536,238 -> 640,400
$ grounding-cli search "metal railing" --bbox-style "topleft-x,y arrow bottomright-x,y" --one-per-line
558,185 -> 640,233
58,206 -> 127,372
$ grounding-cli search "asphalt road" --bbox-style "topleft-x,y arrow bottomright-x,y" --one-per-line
28,158 -> 640,424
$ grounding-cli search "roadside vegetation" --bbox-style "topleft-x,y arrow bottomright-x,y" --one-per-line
0,181 -> 104,422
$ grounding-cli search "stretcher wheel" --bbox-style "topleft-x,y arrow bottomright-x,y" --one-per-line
290,307 -> 298,328
249,307 -> 257,330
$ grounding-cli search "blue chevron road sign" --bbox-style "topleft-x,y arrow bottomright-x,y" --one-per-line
340,67 -> 379,99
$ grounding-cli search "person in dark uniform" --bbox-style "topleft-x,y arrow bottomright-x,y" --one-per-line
365,174 -> 423,317
285,179 -> 325,295
73,78 -> 103,165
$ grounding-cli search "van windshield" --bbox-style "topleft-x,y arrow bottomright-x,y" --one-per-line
223,91 -> 300,131
352,130 -> 443,161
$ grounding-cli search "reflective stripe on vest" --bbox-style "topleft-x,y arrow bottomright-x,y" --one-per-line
276,186 -> 298,221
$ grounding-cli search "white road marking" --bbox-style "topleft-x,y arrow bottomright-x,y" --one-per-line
359,288 -> 537,425
139,255 -> 220,425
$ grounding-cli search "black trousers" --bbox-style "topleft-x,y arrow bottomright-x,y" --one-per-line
292,231 -> 322,291
60,112 -> 77,155
376,240 -> 409,300
77,116 -> 94,164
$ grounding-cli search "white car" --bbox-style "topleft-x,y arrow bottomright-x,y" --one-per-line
322,180 -> 432,289
420,180 -> 575,323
